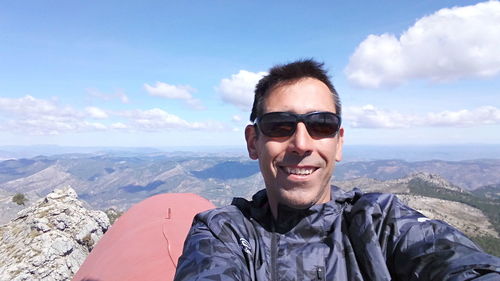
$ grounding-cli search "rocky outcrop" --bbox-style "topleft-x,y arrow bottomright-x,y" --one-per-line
409,172 -> 465,192
398,194 -> 499,238
0,186 -> 110,281
335,172 -> 464,194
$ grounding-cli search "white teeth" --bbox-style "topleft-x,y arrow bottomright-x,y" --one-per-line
285,167 -> 315,175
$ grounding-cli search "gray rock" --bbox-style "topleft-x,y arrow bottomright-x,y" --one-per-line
0,186 -> 110,281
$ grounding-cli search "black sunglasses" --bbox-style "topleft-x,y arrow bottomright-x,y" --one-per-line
255,111 -> 341,138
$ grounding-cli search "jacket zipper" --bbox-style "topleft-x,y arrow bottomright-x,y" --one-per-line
271,224 -> 278,281
316,266 -> 325,280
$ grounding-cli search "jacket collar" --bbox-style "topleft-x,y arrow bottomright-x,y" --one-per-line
232,186 -> 362,234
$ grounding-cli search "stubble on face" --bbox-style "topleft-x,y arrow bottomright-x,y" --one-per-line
246,78 -> 344,218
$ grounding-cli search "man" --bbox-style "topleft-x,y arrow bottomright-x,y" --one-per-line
174,59 -> 500,280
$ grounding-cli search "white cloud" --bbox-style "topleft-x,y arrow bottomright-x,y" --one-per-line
118,93 -> 129,103
217,70 -> 267,110
185,98 -> 205,110
345,1 -> 500,88
144,82 -> 193,99
426,106 -> 500,127
122,108 -> 191,130
85,106 -> 109,119
144,82 -> 204,110
111,122 -> 128,129
84,121 -> 107,130
231,115 -> 243,122
344,105 -> 417,128
119,108 -> 224,131
87,89 -> 130,104
344,105 -> 500,128
0,95 -> 79,118
0,96 -> 223,135
0,95 -> 91,135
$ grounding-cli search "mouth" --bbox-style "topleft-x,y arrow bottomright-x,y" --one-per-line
281,166 -> 318,176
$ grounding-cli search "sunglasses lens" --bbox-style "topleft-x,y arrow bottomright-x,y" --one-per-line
306,112 -> 340,137
257,112 -> 341,138
258,113 -> 296,137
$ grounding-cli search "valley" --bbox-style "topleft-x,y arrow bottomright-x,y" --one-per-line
0,152 -> 499,256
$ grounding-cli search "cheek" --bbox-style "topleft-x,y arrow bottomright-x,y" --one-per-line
261,141 -> 281,157
258,142 -> 285,170
318,141 -> 339,164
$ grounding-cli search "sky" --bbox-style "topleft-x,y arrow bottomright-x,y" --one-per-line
0,0 -> 499,148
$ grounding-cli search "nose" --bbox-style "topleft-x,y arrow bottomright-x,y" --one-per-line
288,122 -> 314,156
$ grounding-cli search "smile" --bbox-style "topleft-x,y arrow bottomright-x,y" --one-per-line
283,166 -> 318,176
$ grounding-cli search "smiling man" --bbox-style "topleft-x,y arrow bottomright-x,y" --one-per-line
246,74 -> 343,219
174,60 -> 500,281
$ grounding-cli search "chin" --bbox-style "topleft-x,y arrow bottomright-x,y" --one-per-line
279,193 -> 318,210
278,185 -> 331,209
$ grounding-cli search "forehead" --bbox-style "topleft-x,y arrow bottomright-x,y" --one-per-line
263,78 -> 336,114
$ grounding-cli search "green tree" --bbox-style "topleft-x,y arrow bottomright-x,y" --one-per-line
12,193 -> 28,206
472,236 -> 500,257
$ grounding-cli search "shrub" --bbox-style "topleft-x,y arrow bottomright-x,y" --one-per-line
471,235 -> 500,257
12,193 -> 28,206
105,208 -> 124,225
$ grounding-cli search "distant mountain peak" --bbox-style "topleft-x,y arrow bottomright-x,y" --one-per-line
408,172 -> 465,192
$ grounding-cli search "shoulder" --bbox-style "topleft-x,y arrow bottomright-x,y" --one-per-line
335,188 -> 410,218
341,190 -> 433,238
196,204 -> 243,221
345,190 -> 416,218
332,186 -> 400,208
343,190 -> 482,252
176,206 -> 254,280
192,205 -> 245,231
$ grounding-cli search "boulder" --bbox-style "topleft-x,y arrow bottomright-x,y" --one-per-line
0,186 -> 110,281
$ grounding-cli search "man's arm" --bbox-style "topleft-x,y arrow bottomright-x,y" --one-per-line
391,211 -> 500,280
348,193 -> 500,281
174,212 -> 251,281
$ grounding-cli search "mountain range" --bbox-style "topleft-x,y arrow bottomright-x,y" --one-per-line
0,152 -> 499,256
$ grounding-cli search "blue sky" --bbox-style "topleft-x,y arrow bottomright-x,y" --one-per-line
0,0 -> 499,147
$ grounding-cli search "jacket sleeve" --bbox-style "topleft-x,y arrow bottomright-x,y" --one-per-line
348,193 -> 500,281
173,211 -> 251,281
387,197 -> 500,281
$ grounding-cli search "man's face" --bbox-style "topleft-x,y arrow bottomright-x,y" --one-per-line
245,78 -> 344,215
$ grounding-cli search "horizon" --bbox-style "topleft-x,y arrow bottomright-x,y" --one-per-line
1,1 -> 499,147
1,143 -> 500,162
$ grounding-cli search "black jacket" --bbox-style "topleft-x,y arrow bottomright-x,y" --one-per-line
174,187 -> 500,280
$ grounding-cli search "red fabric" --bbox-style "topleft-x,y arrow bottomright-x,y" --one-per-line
72,193 -> 215,281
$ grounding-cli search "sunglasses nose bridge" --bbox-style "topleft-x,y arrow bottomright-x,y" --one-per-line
290,113 -> 311,135
293,114 -> 308,129
287,120 -> 315,156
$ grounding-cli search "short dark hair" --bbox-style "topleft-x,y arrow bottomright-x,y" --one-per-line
250,59 -> 341,122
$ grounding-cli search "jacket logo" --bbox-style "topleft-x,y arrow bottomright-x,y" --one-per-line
239,238 -> 252,255
417,217 -> 430,223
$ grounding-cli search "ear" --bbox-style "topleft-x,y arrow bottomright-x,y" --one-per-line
335,127 -> 344,162
245,125 -> 259,160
